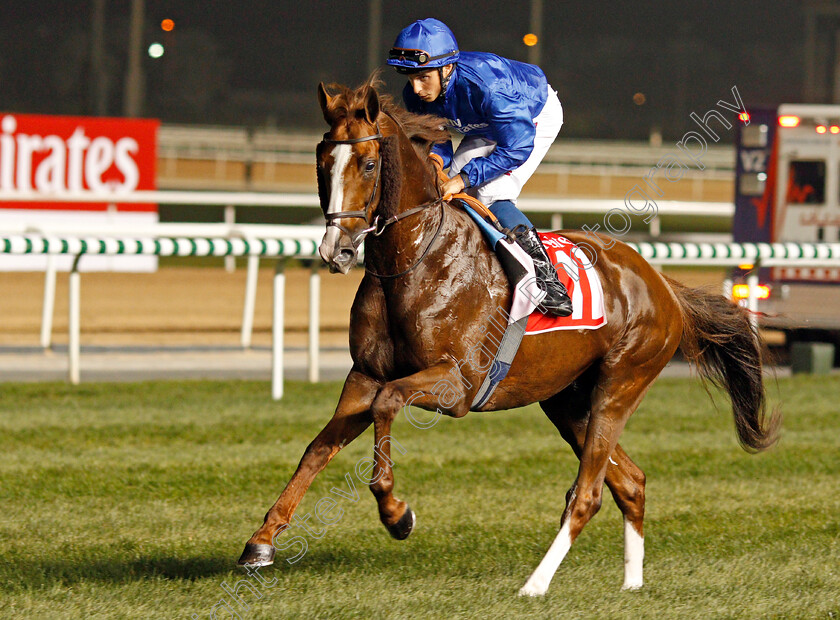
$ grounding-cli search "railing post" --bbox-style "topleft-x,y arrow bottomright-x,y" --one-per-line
308,261 -> 321,383
241,254 -> 260,348
550,213 -> 563,231
271,259 -> 286,400
224,204 -> 235,272
68,255 -> 82,385
40,255 -> 57,349
649,217 -> 661,237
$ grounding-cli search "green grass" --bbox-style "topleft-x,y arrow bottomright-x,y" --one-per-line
0,377 -> 838,619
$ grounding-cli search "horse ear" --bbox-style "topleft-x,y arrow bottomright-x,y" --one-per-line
363,86 -> 380,124
318,82 -> 333,125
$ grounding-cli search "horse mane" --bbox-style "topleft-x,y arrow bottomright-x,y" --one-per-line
322,72 -> 450,155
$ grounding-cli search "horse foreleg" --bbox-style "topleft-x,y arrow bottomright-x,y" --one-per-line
238,370 -> 380,567
368,362 -> 467,540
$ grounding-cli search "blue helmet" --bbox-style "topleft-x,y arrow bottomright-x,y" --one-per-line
386,18 -> 459,73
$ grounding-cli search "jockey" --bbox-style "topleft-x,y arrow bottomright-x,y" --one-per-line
386,18 -> 572,317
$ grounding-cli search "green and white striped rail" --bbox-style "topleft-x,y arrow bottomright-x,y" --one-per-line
627,241 -> 840,266
7,236 -> 839,264
0,234 -> 321,258
6,234 -> 840,398
626,241 -> 840,334
0,233 -> 325,400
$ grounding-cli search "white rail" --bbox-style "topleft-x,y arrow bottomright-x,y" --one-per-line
0,189 -> 768,397
0,189 -> 319,207
1,233 -> 321,399
158,126 -> 736,172
0,190 -> 733,239
4,232 -> 840,396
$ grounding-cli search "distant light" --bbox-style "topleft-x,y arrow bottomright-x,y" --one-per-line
778,115 -> 800,128
816,125 -> 828,134
739,112 -> 750,122
732,284 -> 749,299
757,172 -> 767,181
161,18 -> 175,32
732,283 -> 770,300
831,125 -> 840,134
148,43 -> 164,59
633,92 -> 646,106
738,264 -> 754,271
523,33 -> 538,46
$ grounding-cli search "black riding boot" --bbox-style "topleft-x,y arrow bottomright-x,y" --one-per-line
513,227 -> 573,317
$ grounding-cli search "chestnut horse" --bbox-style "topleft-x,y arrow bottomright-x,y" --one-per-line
238,78 -> 779,596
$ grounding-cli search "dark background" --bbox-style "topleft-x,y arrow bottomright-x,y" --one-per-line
0,1 -> 806,140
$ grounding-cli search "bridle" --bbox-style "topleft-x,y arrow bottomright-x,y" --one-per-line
321,128 -> 384,248
319,122 -> 446,279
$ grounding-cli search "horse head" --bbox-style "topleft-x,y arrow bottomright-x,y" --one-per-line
316,80 -> 385,274
315,76 -> 449,274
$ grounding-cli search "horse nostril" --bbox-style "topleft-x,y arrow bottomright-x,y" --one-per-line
335,249 -> 355,266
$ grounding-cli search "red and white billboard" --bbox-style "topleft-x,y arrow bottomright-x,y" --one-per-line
0,113 -> 160,271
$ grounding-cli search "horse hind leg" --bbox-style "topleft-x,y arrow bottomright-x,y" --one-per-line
554,424 -> 646,590
520,365 -> 653,596
543,378 -> 647,589
608,445 -> 646,590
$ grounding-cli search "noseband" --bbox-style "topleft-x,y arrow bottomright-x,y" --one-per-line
319,123 -> 446,278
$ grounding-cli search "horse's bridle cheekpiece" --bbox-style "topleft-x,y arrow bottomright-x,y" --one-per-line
319,122 -> 446,278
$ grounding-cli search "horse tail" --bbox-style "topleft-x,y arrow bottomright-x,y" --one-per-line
665,276 -> 781,452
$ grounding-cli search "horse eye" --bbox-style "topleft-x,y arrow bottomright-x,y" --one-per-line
364,160 -> 376,173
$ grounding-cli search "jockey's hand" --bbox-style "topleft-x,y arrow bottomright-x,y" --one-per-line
441,173 -> 465,200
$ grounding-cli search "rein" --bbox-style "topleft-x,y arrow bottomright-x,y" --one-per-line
366,199 -> 446,279
319,122 -> 447,279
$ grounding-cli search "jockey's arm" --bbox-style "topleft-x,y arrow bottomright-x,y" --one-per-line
431,140 -> 453,168
459,89 -> 537,189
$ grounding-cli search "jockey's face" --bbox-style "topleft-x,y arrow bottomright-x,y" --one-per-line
407,65 -> 453,102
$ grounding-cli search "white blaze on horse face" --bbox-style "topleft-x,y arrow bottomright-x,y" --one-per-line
518,520 -> 572,597
327,144 -> 352,216
320,144 -> 352,259
622,518 -> 644,591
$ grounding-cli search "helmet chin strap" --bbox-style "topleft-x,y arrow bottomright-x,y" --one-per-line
438,64 -> 454,101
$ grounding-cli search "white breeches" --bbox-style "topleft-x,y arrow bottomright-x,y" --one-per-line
449,85 -> 563,206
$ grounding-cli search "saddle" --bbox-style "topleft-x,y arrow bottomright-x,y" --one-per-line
449,196 -> 606,408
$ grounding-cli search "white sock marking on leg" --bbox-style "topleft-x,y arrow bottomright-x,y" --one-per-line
622,517 -> 644,591
518,521 -> 572,597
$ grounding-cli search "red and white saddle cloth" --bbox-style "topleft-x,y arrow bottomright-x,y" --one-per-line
525,233 -> 607,334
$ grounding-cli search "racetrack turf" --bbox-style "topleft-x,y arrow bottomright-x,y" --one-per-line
0,376 -> 838,619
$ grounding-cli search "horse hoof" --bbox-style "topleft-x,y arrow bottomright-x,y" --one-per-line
238,543 -> 275,567
387,505 -> 416,540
